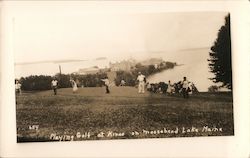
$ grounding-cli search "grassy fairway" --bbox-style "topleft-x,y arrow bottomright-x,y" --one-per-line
16,87 -> 234,142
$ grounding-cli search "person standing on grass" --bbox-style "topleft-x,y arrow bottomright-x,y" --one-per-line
70,79 -> 78,93
101,77 -> 110,94
120,79 -> 126,86
137,72 -> 146,94
181,77 -> 189,99
51,77 -> 58,95
167,80 -> 173,95
15,79 -> 22,95
146,82 -> 151,91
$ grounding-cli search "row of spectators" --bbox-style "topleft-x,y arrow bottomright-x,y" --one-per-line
146,78 -> 198,98
147,81 -> 198,94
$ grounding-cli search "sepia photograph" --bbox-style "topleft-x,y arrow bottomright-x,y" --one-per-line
13,12 -> 233,142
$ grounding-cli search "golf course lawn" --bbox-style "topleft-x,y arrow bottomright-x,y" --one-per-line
16,86 -> 234,142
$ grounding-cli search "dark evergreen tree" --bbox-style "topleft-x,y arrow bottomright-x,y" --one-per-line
208,14 -> 232,89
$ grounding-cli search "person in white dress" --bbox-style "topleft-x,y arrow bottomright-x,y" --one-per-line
70,79 -> 78,93
137,72 -> 146,94
167,80 -> 173,94
120,79 -> 126,86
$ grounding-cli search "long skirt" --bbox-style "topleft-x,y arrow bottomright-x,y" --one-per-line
73,85 -> 78,92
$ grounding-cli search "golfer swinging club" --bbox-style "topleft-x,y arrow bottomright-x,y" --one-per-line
101,77 -> 110,94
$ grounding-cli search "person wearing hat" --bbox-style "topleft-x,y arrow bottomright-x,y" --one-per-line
137,72 -> 146,94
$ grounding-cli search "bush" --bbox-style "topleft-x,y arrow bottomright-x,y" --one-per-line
115,71 -> 136,86
55,74 -> 71,88
20,75 -> 53,91
208,85 -> 219,92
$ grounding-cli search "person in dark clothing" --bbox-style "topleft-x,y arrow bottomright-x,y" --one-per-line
181,77 -> 189,99
51,78 -> 58,95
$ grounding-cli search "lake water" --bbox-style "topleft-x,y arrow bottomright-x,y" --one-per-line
147,64 -> 214,92
147,48 -> 216,92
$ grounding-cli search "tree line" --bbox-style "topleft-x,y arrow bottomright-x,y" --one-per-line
19,73 -> 108,91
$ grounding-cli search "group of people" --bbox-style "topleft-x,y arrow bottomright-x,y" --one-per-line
146,77 -> 196,98
51,77 -> 110,95
50,72 -> 195,99
136,72 -> 192,98
100,71 -> 147,94
15,78 -> 78,96
15,72 -> 196,99
100,72 -> 194,99
51,77 -> 78,95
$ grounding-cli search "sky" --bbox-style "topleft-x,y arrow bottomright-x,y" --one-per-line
13,12 -> 230,91
14,12 -> 228,63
